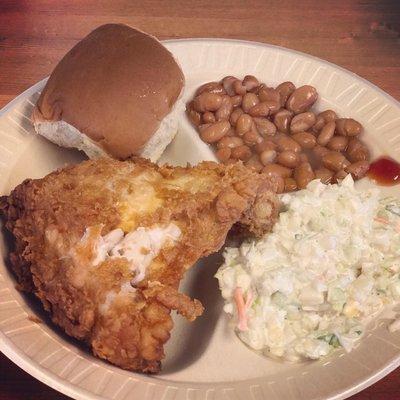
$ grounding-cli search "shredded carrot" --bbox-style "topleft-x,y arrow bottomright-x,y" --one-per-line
234,287 -> 248,331
374,217 -> 389,225
374,216 -> 400,233
245,291 -> 253,311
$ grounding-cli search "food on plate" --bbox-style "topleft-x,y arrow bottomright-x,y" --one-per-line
32,24 -> 184,161
216,176 -> 400,361
0,157 -> 279,372
187,76 -> 371,192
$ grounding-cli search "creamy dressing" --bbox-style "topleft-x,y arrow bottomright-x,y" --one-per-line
216,176 -> 400,361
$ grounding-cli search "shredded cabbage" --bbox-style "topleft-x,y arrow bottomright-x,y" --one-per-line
216,176 -> 400,361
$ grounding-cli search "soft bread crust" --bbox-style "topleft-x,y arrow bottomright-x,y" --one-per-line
139,99 -> 183,162
33,24 -> 184,159
33,99 -> 183,162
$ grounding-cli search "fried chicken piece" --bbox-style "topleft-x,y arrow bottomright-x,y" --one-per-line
0,158 -> 279,372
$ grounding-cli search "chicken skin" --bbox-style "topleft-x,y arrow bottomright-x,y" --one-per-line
0,158 -> 279,372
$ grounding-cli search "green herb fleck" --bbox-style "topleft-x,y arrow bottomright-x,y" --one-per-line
318,334 -> 341,348
386,204 -> 400,217
329,334 -> 340,348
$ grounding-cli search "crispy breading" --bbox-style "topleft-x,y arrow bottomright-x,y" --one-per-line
0,158 -> 279,372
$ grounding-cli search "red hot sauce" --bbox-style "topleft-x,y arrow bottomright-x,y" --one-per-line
367,157 -> 400,186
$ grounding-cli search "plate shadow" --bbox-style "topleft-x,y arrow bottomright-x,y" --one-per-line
161,251 -> 224,374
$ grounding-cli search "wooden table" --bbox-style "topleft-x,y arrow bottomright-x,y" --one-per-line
0,1 -> 399,399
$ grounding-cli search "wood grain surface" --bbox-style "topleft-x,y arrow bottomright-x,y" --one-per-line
0,1 -> 399,399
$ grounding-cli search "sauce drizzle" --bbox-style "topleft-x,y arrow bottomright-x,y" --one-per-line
367,157 -> 400,186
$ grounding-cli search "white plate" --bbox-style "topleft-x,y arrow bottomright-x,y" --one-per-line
1,39 -> 400,400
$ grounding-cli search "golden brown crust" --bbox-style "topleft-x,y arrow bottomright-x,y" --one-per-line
33,24 -> 184,159
0,158 -> 279,372
143,282 -> 204,322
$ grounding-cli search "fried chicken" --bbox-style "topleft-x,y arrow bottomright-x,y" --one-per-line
0,158 -> 279,373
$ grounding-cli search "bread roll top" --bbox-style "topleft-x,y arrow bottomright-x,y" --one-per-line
34,23 -> 184,159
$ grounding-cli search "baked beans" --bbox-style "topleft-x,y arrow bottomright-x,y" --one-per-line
187,76 -> 370,193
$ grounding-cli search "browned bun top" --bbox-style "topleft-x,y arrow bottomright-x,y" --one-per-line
35,23 -> 184,159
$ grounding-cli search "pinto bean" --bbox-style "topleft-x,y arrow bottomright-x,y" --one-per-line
313,115 -> 325,133
236,114 -> 253,136
286,85 -> 318,114
299,153 -> 309,163
319,109 -> 338,122
292,132 -> 316,149
231,145 -> 252,161
255,139 -> 277,154
258,87 -> 281,104
217,136 -> 244,149
216,147 -> 231,162
195,81 -> 226,96
231,95 -> 242,108
265,100 -> 281,115
284,177 -> 298,192
322,151 -> 351,172
312,145 -> 330,163
242,93 -> 260,112
253,117 -> 277,136
222,76 -> 239,96
346,138 -> 370,162
248,102 -> 270,117
345,161 -> 369,179
243,130 -> 263,146
193,92 -> 223,112
290,112 -> 316,133
262,163 -> 292,178
230,108 -> 244,125
294,162 -> 315,189
200,120 -> 231,143
276,136 -> 302,153
233,80 -> 248,96
203,111 -> 216,124
314,168 -> 334,184
242,75 -> 260,91
215,95 -> 233,121
260,149 -> 277,165
245,155 -> 264,172
225,127 -> 235,137
317,121 -> 336,145
187,107 -> 201,126
327,136 -> 348,151
277,150 -> 300,168
335,118 -> 363,137
334,169 -> 348,182
273,109 -> 293,134
275,81 -> 295,107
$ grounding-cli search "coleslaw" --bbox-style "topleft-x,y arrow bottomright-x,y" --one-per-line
216,176 -> 400,361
